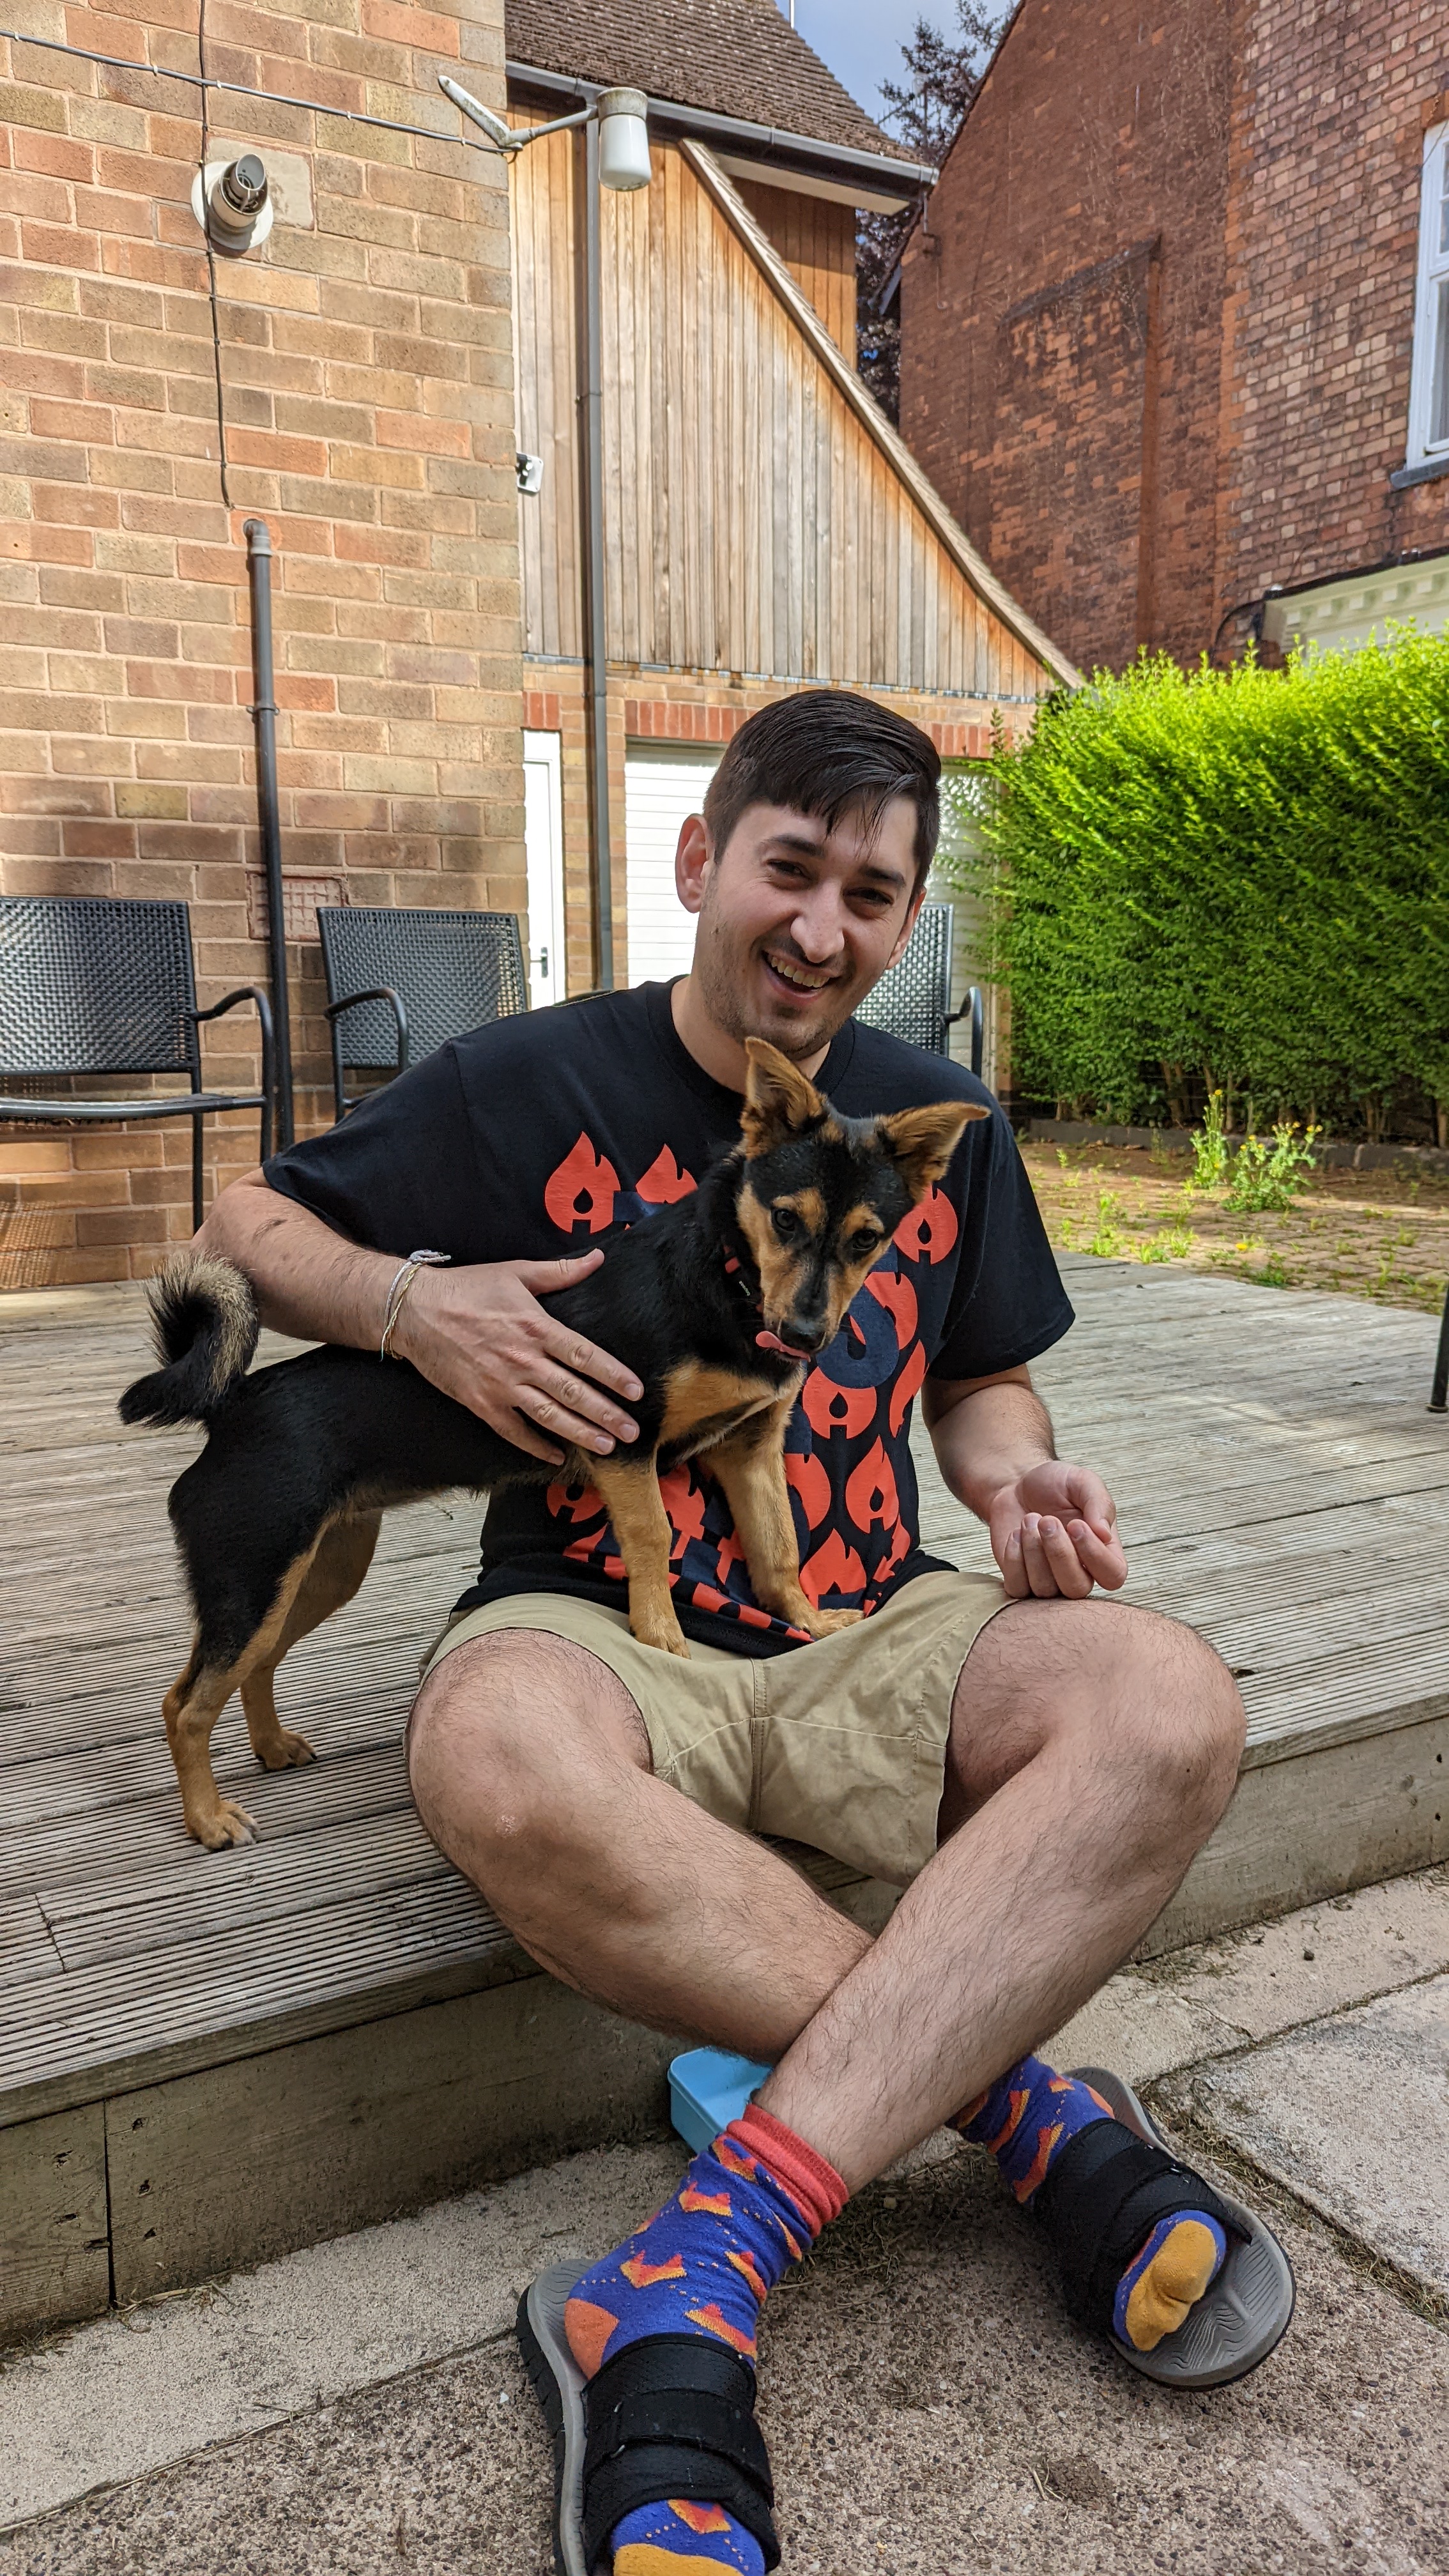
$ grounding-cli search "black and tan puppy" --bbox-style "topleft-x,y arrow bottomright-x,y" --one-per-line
121,1040 -> 981,1849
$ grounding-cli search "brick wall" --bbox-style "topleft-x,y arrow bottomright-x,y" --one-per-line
0,0 -> 524,1288
898,0 -> 1449,673
899,0 -> 1232,675
1215,0 -> 1449,654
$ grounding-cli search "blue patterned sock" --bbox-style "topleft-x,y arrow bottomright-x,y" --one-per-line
565,2106 -> 846,2573
955,2054 -> 1226,2350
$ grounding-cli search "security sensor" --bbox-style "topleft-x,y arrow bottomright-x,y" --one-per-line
191,154 -> 275,257
516,450 -> 544,495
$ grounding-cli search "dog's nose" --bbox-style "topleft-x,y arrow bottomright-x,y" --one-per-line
783,1319 -> 830,1356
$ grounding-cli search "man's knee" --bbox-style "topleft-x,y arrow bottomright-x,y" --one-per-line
1089,1600 -> 1245,1839
407,1631 -> 649,1872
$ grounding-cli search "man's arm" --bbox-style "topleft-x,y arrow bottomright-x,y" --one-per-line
923,1365 -> 1127,1600
195,1170 -> 641,1465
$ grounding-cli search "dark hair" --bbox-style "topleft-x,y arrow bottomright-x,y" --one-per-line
703,691 -> 941,887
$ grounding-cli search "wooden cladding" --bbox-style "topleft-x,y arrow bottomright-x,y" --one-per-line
510,134 -> 1053,700
733,177 -> 857,358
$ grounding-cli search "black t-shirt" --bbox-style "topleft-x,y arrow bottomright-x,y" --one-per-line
264,981 -> 1073,1655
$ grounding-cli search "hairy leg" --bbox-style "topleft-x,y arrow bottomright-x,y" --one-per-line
407,1630 -> 870,2051
760,1598 -> 1245,2187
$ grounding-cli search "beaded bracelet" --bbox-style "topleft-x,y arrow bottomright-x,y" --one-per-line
379,1248 -> 450,1360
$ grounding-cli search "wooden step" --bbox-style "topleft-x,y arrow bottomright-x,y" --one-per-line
1,1261 -> 1445,2344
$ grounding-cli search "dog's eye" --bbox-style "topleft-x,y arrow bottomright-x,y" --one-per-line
770,1205 -> 800,1241
850,1229 -> 882,1259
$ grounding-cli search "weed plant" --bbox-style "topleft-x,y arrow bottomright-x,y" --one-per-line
1223,1122 -> 1320,1215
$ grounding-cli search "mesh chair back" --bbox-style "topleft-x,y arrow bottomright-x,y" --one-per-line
854,901 -> 954,1055
0,896 -> 199,1078
317,908 -> 528,1070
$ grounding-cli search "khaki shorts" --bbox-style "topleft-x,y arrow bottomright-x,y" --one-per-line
418,1568 -> 1010,1888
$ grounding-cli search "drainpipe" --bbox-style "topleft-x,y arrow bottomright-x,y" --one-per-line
243,518 -> 296,1147
578,118 -> 614,990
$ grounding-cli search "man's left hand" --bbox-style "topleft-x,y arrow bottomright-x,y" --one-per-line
986,1460 -> 1127,1599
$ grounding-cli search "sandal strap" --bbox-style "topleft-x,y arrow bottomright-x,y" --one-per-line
1033,2118 -> 1238,2332
581,2334 -> 779,2572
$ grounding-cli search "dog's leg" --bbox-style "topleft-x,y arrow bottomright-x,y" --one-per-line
710,1400 -> 862,1639
590,1454 -> 689,1658
164,1540 -> 326,1849
239,1510 -> 382,1773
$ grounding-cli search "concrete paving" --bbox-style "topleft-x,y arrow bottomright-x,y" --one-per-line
3,1869 -> 1448,2571
1174,1976 -> 1449,2297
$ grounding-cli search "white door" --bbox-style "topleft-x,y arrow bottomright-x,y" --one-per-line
522,729 -> 565,1008
624,745 -> 722,986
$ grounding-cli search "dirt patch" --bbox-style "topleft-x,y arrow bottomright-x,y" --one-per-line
1021,1141 -> 1449,1314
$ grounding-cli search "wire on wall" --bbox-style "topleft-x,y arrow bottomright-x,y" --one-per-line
196,0 -> 233,508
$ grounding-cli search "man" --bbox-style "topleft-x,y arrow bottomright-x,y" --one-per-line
197,693 -> 1287,2575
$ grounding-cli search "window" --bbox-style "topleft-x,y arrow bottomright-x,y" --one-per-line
1407,122 -> 1449,468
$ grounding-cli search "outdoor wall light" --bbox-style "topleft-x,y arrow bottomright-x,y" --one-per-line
516,450 -> 544,494
595,90 -> 651,192
191,152 -> 274,256
439,75 -> 652,193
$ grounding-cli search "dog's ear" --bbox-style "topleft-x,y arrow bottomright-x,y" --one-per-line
740,1038 -> 826,1157
877,1099 -> 986,1201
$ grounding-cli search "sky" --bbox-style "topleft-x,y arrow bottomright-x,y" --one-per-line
786,0 -> 958,130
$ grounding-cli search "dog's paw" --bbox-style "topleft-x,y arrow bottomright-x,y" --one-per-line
188,1798 -> 259,1851
254,1727 -> 316,1772
633,1618 -> 691,1659
802,1607 -> 864,1636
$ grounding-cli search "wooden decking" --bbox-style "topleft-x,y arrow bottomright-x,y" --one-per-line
3,1257 -> 1446,2342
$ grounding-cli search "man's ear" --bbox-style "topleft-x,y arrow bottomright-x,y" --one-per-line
878,1099 -> 987,1201
741,1038 -> 827,1158
674,812 -> 712,918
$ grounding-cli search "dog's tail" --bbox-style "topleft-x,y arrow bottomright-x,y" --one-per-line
119,1254 -> 260,1427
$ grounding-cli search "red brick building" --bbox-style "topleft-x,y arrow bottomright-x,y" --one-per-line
897,0 -> 1449,674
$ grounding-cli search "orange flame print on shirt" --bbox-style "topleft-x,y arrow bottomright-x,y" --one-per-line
894,1183 -> 958,1266
800,1528 -> 868,1606
635,1144 -> 697,1204
544,1131 -> 620,1234
844,1438 -> 900,1535
801,1371 -> 878,1439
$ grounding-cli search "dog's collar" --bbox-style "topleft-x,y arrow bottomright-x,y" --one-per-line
721,1234 -> 762,1312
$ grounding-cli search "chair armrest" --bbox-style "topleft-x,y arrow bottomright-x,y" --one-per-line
191,986 -> 276,1153
323,985 -> 410,1073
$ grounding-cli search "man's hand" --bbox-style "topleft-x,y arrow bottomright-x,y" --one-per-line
985,1459 -> 1126,1600
394,1252 -> 642,1464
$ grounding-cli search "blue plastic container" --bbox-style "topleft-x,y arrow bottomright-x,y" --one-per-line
668,2047 -> 774,2152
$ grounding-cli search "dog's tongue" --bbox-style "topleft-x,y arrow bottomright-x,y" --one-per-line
756,1328 -> 806,1358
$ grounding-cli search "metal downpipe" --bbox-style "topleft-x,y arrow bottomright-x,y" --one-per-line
243,518 -> 296,1149
579,116 -> 614,990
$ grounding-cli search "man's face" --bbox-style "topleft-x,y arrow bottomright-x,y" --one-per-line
677,794 -> 923,1062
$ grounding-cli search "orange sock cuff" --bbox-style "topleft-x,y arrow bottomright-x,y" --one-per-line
728,2104 -> 848,2237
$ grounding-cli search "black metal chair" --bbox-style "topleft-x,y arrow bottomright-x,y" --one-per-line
1431,1286 -> 1448,1413
0,896 -> 273,1230
318,907 -> 528,1121
854,900 -> 984,1078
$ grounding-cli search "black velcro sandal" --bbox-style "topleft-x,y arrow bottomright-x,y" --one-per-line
1032,2066 -> 1296,2388
518,2260 -> 779,2576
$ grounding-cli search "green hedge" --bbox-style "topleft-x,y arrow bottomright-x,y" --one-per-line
941,636 -> 1449,1135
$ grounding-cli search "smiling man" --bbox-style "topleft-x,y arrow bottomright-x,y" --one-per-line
195,691 -> 1287,2576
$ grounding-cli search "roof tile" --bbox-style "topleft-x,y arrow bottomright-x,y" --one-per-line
505,0 -> 914,164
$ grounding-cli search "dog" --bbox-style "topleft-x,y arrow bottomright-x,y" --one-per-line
121,1038 -> 982,1850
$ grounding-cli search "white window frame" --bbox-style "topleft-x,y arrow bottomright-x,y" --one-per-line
1406,120 -> 1449,470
